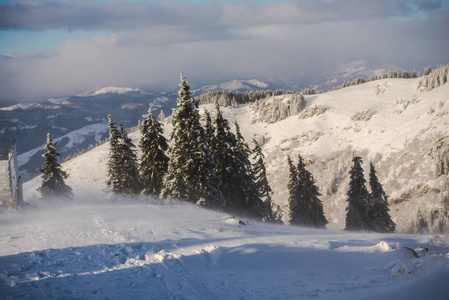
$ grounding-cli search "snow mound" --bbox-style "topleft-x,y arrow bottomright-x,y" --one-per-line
335,241 -> 392,253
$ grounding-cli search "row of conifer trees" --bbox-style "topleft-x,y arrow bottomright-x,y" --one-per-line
38,73 -> 395,231
286,153 -> 395,232
106,73 -> 281,222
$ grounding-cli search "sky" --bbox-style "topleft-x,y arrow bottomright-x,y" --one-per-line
0,0 -> 448,103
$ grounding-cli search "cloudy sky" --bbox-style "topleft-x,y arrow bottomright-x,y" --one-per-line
0,0 -> 448,103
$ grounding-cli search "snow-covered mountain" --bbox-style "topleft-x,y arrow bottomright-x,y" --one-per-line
199,78 -> 449,234
194,79 -> 270,94
304,60 -> 404,92
0,61 -> 436,180
76,86 -> 142,97
1,80 -> 276,180
0,88 -> 177,180
2,76 -> 449,299
22,76 -> 449,234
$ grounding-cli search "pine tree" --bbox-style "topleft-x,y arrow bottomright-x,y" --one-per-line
287,156 -> 299,223
118,124 -> 142,196
38,133 -> 72,199
303,167 -> 327,228
161,73 -> 223,207
106,114 -> 123,194
203,109 -> 214,148
345,155 -> 371,231
139,108 -> 169,196
291,155 -> 310,225
209,102 -> 236,204
252,139 -> 281,223
368,162 -> 395,233
288,154 -> 327,228
158,110 -> 166,122
206,104 -> 264,219
233,121 -> 265,219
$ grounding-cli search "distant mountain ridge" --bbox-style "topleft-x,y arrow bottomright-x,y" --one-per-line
194,79 -> 270,94
304,60 -> 404,91
0,87 -> 178,180
0,61 -> 415,180
21,74 -> 449,234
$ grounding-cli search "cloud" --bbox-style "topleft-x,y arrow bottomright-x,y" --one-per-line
0,0 -> 444,30
0,0 -> 448,102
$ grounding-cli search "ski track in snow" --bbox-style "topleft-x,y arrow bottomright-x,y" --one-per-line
1,200 -> 449,299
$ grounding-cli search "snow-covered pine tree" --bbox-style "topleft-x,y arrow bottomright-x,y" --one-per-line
287,155 -> 299,223
204,109 -> 214,147
302,164 -> 327,228
209,101 -> 235,203
139,108 -> 169,196
288,154 -> 326,227
290,155 -> 310,225
157,110 -> 166,122
106,114 -> 123,194
118,124 -> 142,196
161,73 -> 223,207
38,133 -> 72,199
233,121 -> 265,219
251,139 -> 281,223
345,155 -> 371,231
206,103 -> 263,218
368,162 -> 396,233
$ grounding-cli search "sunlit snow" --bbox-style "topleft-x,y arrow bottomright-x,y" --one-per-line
1,78 -> 449,299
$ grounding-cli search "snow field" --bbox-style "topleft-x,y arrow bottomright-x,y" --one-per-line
3,77 -> 449,298
1,199 -> 448,299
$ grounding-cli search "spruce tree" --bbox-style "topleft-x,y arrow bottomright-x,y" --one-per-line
287,156 -> 299,223
368,162 -> 395,233
252,139 -> 280,222
161,73 -> 223,207
209,102 -> 236,204
118,124 -> 142,196
288,154 -> 327,228
303,166 -> 327,228
139,108 -> 169,196
106,114 -> 123,194
291,155 -> 309,225
204,109 -> 214,148
207,104 -> 264,219
38,133 -> 72,199
233,121 -> 265,219
345,155 -> 371,231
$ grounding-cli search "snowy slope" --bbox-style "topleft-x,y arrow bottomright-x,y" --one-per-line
22,78 -> 449,234
2,190 -> 448,299
198,78 -> 449,233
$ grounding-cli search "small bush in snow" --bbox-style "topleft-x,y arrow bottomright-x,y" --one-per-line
351,109 -> 375,122
298,105 -> 327,119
